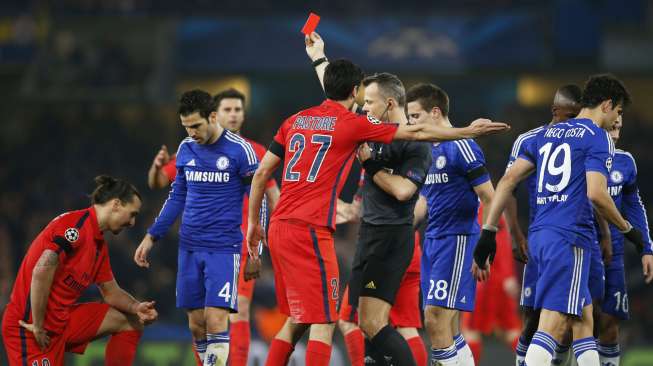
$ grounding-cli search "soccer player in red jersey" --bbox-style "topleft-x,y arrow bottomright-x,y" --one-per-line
245,32 -> 509,366
1,175 -> 158,366
461,205 -> 521,364
145,88 -> 279,366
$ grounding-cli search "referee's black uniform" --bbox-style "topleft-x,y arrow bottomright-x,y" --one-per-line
348,139 -> 431,308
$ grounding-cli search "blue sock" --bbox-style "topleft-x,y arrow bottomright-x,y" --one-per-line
206,331 -> 230,346
552,343 -> 570,365
572,337 -> 597,359
431,344 -> 458,365
516,335 -> 529,358
530,331 -> 557,355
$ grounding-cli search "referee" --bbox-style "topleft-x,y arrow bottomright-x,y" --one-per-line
348,73 -> 431,366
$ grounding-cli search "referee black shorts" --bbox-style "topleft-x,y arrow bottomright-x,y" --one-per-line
348,222 -> 414,307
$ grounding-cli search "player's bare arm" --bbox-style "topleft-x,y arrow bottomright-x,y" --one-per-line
413,195 -> 427,228
473,180 -> 495,224
147,145 -> 171,189
20,249 -> 59,350
357,143 -> 418,201
305,32 -> 328,91
394,118 -> 510,142
134,234 -> 155,268
247,151 -> 281,260
504,194 -> 528,263
265,184 -> 281,212
594,209 -> 612,264
472,158 -> 535,280
97,279 -> 158,325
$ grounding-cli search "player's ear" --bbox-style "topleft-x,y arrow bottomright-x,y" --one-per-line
601,99 -> 613,113
111,198 -> 121,211
208,111 -> 217,124
431,106 -> 441,119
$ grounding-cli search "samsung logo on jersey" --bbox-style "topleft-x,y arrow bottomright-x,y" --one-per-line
185,170 -> 230,183
425,173 -> 448,184
292,116 -> 336,131
544,127 -> 586,139
609,185 -> 622,197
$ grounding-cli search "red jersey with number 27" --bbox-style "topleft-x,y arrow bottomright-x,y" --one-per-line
270,100 -> 398,230
4,207 -> 113,335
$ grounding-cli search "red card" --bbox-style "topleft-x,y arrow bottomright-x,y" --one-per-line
301,12 -> 321,35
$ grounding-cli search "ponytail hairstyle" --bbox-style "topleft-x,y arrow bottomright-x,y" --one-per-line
91,175 -> 141,205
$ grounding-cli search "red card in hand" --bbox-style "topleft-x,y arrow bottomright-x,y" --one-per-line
301,13 -> 321,35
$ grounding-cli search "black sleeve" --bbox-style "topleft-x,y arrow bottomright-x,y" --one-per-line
397,142 -> 432,187
268,140 -> 285,158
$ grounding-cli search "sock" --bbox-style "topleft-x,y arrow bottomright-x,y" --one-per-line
598,343 -> 620,366
453,334 -> 475,366
510,335 -> 519,353
205,331 -> 230,366
466,339 -> 482,365
343,329 -> 365,366
551,343 -> 570,365
265,338 -> 294,366
105,330 -> 142,366
525,331 -> 556,365
365,337 -> 389,365
305,340 -> 331,366
515,335 -> 530,366
572,337 -> 599,366
229,321 -> 250,366
431,344 -> 459,366
370,325 -> 416,366
194,339 -> 208,364
406,336 -> 427,366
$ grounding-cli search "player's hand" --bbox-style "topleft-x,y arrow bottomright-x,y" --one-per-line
244,256 -> 261,281
152,145 -> 170,169
18,320 -> 50,350
134,301 -> 158,325
642,254 -> 653,284
246,222 -> 265,261
357,143 -> 372,163
511,235 -> 529,264
471,259 -> 491,282
467,119 -> 510,137
134,235 -> 155,268
600,235 -> 613,265
305,31 -> 326,61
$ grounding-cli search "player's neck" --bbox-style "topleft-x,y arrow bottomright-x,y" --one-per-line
207,125 -> 224,145
389,109 -> 407,124
575,108 -> 602,127
94,204 -> 109,232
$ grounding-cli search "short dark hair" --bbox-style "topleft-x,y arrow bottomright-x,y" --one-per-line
214,88 -> 246,109
406,83 -> 450,117
323,59 -> 364,101
555,84 -> 582,105
178,89 -> 216,120
91,175 -> 141,205
362,72 -> 406,107
581,74 -> 631,109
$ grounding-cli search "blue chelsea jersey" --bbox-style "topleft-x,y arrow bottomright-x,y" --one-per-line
519,118 -> 614,248
507,125 -> 545,224
602,149 -> 652,255
421,139 -> 490,238
148,130 -> 259,252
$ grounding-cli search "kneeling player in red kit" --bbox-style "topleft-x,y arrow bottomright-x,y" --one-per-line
2,175 -> 158,366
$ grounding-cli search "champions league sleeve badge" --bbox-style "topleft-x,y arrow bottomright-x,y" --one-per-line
64,228 -> 80,242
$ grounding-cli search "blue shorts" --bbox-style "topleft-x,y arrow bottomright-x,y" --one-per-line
601,254 -> 629,320
421,234 -> 479,312
176,249 -> 240,311
589,241 -> 605,302
520,256 -> 538,308
528,230 -> 591,316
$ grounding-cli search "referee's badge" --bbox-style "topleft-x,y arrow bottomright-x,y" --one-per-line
216,156 -> 230,170
610,170 -> 623,184
436,155 -> 447,169
64,228 -> 79,242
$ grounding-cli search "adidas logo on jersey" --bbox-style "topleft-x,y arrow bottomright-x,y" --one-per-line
186,159 -> 196,166
365,281 -> 376,289
460,296 -> 466,304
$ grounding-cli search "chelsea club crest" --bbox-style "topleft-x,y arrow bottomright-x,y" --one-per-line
436,155 -> 447,169
216,156 -> 230,170
610,170 -> 623,184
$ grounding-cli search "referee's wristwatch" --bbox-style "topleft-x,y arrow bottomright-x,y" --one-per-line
312,57 -> 328,68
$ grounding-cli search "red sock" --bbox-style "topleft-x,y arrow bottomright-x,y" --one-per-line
229,321 -> 251,366
510,335 -> 519,352
265,338 -> 294,366
406,336 -> 428,366
105,330 -> 142,366
305,340 -> 331,366
467,339 -> 482,365
193,346 -> 203,366
343,329 -> 365,366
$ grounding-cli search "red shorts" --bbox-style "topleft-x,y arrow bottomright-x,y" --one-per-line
237,239 -> 255,301
462,281 -> 521,334
339,271 -> 422,328
268,219 -> 339,324
2,302 -> 110,366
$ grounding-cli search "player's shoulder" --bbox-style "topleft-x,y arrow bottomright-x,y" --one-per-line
223,130 -> 257,164
615,148 -> 637,169
451,138 -> 482,161
243,136 -> 268,158
175,137 -> 194,155
47,208 -> 93,237
511,125 -> 545,157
